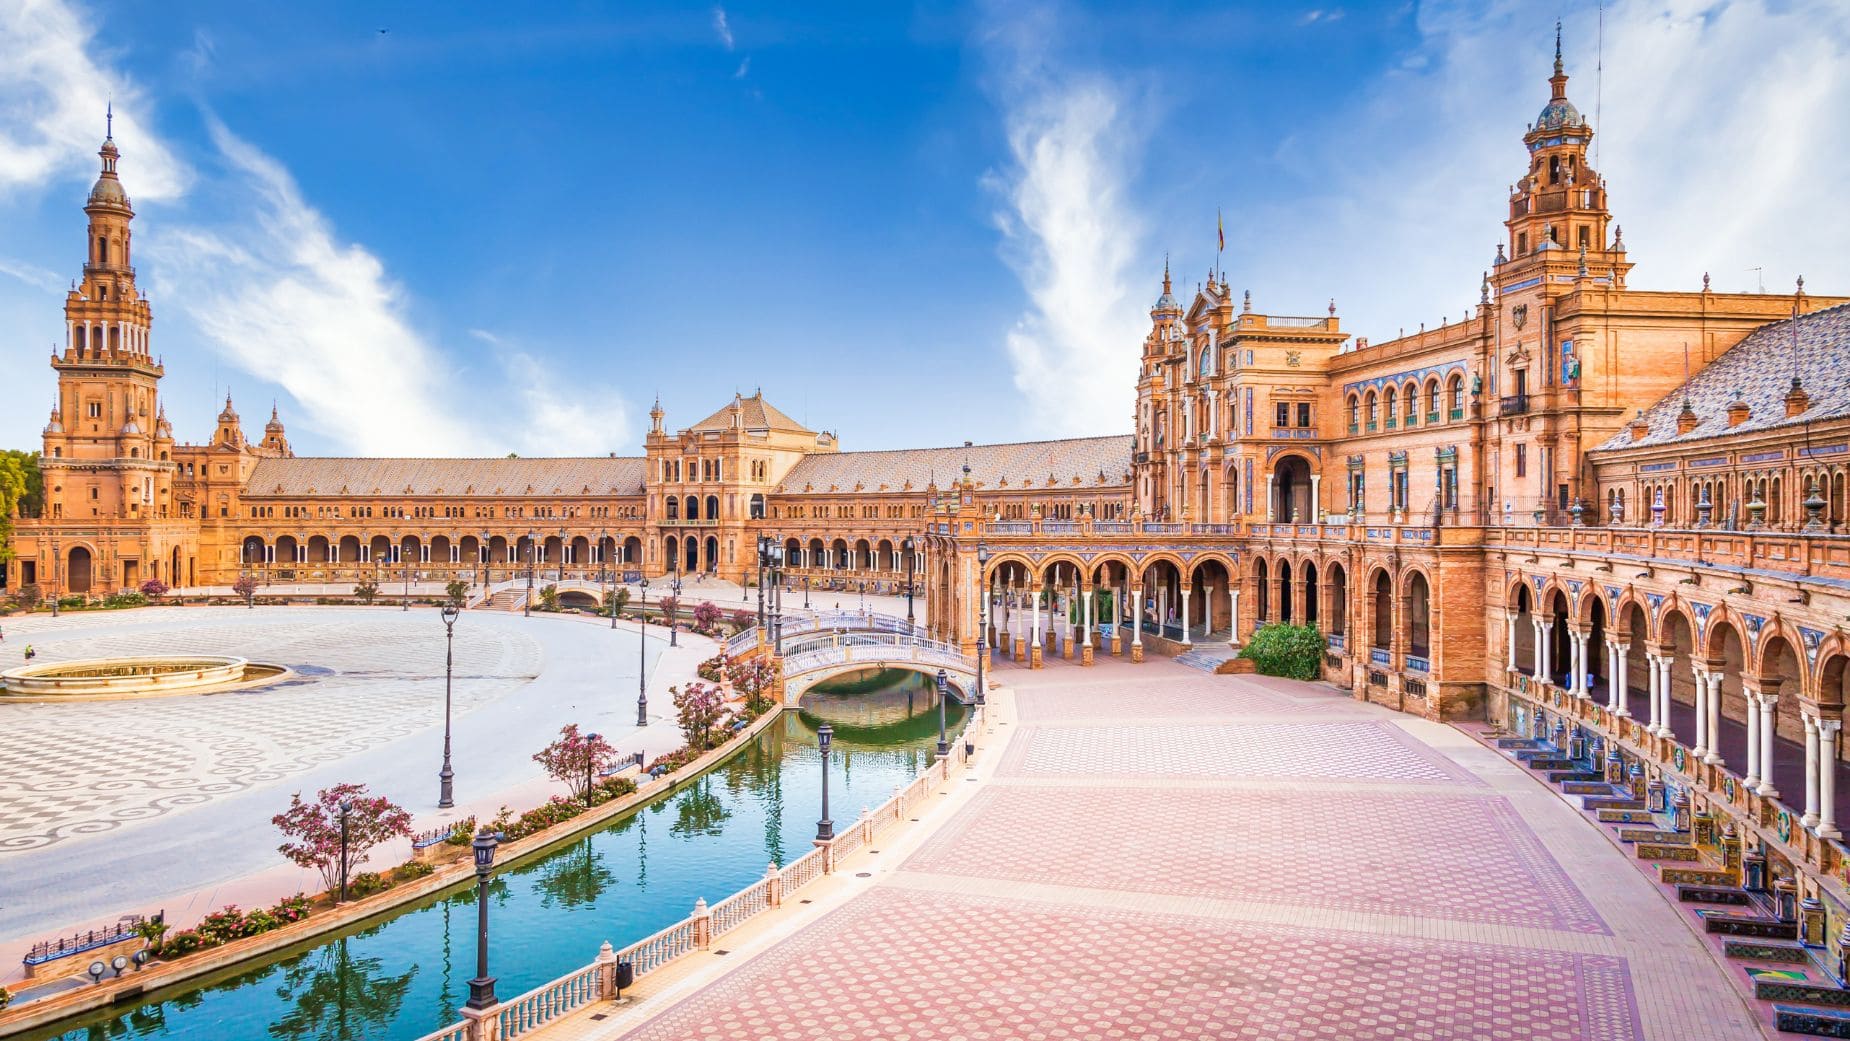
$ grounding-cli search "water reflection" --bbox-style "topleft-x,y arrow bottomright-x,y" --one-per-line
32,666 -> 965,1041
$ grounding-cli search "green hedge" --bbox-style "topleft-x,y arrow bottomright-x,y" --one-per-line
1238,622 -> 1324,680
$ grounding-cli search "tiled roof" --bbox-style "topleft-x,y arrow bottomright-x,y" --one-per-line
1598,302 -> 1850,451
688,393 -> 813,434
244,457 -> 648,497
779,435 -> 1133,494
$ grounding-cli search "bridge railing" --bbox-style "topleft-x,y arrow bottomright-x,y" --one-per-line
723,611 -> 921,660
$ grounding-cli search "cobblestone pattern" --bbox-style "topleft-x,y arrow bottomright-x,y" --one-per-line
1011,678 -> 1367,722
0,612 -> 540,851
904,785 -> 1609,934
621,887 -> 1642,1041
997,720 -> 1483,785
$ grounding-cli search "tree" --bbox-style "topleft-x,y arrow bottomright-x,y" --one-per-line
139,578 -> 169,599
445,578 -> 468,607
272,783 -> 413,892
353,579 -> 379,604
0,449 -> 44,566
533,724 -> 622,801
1237,622 -> 1326,680
672,682 -> 727,751
693,600 -> 722,635
232,575 -> 259,605
658,595 -> 679,628
539,583 -> 560,612
604,587 -> 630,617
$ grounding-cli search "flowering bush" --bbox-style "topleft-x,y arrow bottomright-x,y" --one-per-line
160,930 -> 204,956
697,653 -> 727,682
232,575 -> 258,601
348,871 -> 389,899
196,906 -> 251,944
139,578 -> 169,598
533,724 -> 623,801
646,746 -> 702,775
658,595 -> 679,626
693,600 -> 722,635
672,682 -> 727,751
272,782 -> 414,891
445,816 -> 478,845
393,859 -> 435,882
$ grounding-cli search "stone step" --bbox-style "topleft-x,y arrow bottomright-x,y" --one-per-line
1598,808 -> 1658,824
1760,981 -> 1850,1009
1725,937 -> 1813,962
1774,1004 -> 1850,1038
1562,780 -> 1617,795
1495,738 -> 1541,750
1636,842 -> 1702,862
1619,827 -> 1690,844
1546,769 -> 1603,784
1585,797 -> 1648,812
1662,865 -> 1741,887
1702,913 -> 1798,940
1681,885 -> 1755,907
1520,755 -> 1576,770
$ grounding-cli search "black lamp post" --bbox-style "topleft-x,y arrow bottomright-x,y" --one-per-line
637,576 -> 650,727
337,799 -> 353,902
935,668 -> 950,758
584,732 -> 600,808
403,552 -> 411,611
481,531 -> 492,587
49,538 -> 60,617
803,575 -> 810,610
465,830 -> 499,1011
438,603 -> 459,808
976,541 -> 989,705
816,724 -> 834,841
902,536 -> 915,626
668,556 -> 681,648
524,531 -> 536,617
770,542 -> 785,655
756,535 -> 769,629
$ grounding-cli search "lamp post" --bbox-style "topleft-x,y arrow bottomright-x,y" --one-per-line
403,553 -> 411,611
902,536 -> 915,627
465,830 -> 499,1011
935,668 -> 950,758
816,724 -> 834,841
481,531 -> 492,587
770,542 -> 785,655
976,541 -> 989,705
668,555 -> 681,648
438,604 -> 460,808
337,799 -> 353,903
524,531 -> 536,617
49,537 -> 60,617
584,732 -> 600,809
637,576 -> 650,727
756,534 -> 768,629
803,575 -> 810,610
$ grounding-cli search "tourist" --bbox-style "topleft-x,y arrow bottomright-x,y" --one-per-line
24,644 -> 35,661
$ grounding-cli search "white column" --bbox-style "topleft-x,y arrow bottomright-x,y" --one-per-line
1530,620 -> 1544,682
1538,621 -> 1554,684
1030,582 -> 1041,650
1644,654 -> 1662,732
1082,583 -> 1094,645
1265,473 -> 1276,520
1656,656 -> 1673,737
1758,695 -> 1781,797
1229,587 -> 1241,650
1819,719 -> 1842,840
1804,714 -> 1822,827
1309,475 -> 1321,521
1507,613 -> 1519,670
1606,642 -> 1625,712
1573,634 -> 1590,697
1703,671 -> 1724,766
1180,585 -> 1193,646
1744,689 -> 1763,788
1690,666 -> 1710,758
1131,586 -> 1144,647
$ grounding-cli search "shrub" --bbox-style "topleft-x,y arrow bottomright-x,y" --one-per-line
646,746 -> 702,775
1237,622 -> 1325,680
692,600 -> 722,635
604,587 -> 630,617
103,591 -> 148,609
445,579 -> 468,606
533,725 -> 623,801
348,871 -> 389,898
12,583 -> 40,609
196,906 -> 248,945
139,578 -> 169,598
539,584 -> 560,612
445,816 -> 478,845
160,930 -> 204,957
392,860 -> 434,882
270,894 -> 312,924
133,915 -> 170,950
354,579 -> 379,604
672,682 -> 726,751
232,575 -> 258,602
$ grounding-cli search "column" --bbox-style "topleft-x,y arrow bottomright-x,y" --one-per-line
1265,473 -> 1276,520
1536,621 -> 1553,684
1029,579 -> 1043,669
1130,584 -> 1144,663
1228,587 -> 1240,650
1804,714 -> 1822,828
1607,642 -> 1627,713
1758,694 -> 1781,798
1308,475 -> 1321,521
1081,582 -> 1095,665
1179,584 -> 1193,647
1507,613 -> 1519,670
1572,633 -> 1589,697
1690,666 -> 1710,759
1703,671 -> 1724,766
1743,688 -> 1762,788
1644,654 -> 1661,732
1819,719 -> 1841,840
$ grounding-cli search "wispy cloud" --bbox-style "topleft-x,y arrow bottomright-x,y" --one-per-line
982,12 -> 1146,437
0,255 -> 64,292
0,0 -> 187,200
711,6 -> 734,50
1301,9 -> 1344,25
734,56 -> 750,79
470,330 -> 628,456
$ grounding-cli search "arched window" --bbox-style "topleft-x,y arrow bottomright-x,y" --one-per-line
1347,395 -> 1360,431
97,237 -> 108,264
1365,391 -> 1378,427
704,494 -> 719,520
1403,384 -> 1417,422
1383,388 -> 1397,427
1448,375 -> 1463,416
666,497 -> 679,520
1425,380 -> 1440,418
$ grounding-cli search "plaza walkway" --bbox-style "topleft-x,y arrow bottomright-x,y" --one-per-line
560,657 -> 1764,1041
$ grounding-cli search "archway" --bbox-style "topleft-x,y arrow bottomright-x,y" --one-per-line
704,536 -> 719,574
1277,558 -> 1295,623
1511,586 -> 1536,673
1327,563 -> 1347,640
1370,570 -> 1392,654
1254,558 -> 1270,623
1660,610 -> 1696,744
242,535 -> 266,566
67,546 -> 93,594
1301,560 -> 1319,628
1271,456 -> 1314,522
1405,572 -> 1431,662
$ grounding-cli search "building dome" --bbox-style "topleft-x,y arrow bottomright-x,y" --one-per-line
218,394 -> 239,424
87,174 -> 130,208
1536,97 -> 1581,131
120,419 -> 142,436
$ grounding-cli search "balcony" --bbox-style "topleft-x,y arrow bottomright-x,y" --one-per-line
1449,408 -> 1464,421
1499,393 -> 1529,416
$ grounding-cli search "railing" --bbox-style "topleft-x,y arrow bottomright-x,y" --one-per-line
989,522 -> 1034,534
1499,393 -> 1529,416
1369,647 -> 1390,666
411,703 -> 985,1041
25,919 -> 144,966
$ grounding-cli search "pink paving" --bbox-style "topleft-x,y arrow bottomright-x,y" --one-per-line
904,785 -> 1609,934
618,887 -> 1642,1041
1011,677 -> 1367,722
997,719 -> 1484,785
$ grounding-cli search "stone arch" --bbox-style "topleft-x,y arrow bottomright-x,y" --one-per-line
1268,453 -> 1316,522
1368,567 -> 1393,652
1327,561 -> 1348,638
274,534 -> 299,565
1254,556 -> 1271,623
306,534 -> 331,564
66,544 -> 95,594
1402,567 -> 1433,659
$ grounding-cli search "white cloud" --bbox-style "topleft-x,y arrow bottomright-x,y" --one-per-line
470,330 -> 629,456
0,255 -> 64,292
1302,9 -> 1345,25
735,56 -> 750,79
712,6 -> 734,50
983,23 -> 1146,437
0,0 -> 187,200
1255,0 -> 1850,339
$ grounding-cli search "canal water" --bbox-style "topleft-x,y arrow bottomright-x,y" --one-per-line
30,668 -> 964,1041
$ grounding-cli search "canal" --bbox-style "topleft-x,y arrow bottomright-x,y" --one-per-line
30,668 -> 965,1041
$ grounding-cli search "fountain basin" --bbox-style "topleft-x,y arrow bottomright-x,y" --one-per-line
1,655 -> 287,699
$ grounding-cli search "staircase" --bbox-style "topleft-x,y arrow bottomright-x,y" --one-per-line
1488,731 -> 1850,1035
487,588 -> 528,612
1175,644 -> 1241,674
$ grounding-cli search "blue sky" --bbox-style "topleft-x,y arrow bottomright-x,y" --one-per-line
2,0 -> 1847,456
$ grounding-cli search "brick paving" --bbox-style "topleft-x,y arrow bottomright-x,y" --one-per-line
600,657 -> 1767,1041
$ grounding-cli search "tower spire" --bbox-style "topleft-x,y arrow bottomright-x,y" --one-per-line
106,99 -> 113,141
1550,20 -> 1569,100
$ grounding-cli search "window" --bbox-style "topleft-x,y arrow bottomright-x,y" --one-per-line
1275,402 -> 1289,428
1297,402 -> 1311,427
1514,444 -> 1527,478
1347,396 -> 1360,431
87,402 -> 102,418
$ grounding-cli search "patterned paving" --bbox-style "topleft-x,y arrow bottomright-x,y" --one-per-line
1011,676 -> 1366,722
904,785 -> 1608,934
621,887 -> 1642,1041
0,610 -> 541,851
997,719 -> 1482,785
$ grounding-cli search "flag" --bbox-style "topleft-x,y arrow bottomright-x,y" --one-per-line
1217,208 -> 1224,253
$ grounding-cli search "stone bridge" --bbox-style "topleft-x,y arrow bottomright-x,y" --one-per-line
724,612 -> 978,706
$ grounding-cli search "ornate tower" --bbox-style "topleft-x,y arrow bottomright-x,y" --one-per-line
42,112 -> 168,524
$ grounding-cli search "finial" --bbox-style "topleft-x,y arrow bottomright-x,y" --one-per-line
106,99 -> 113,140
1553,19 -> 1563,76
1242,289 -> 1251,313
1613,225 -> 1623,249
1702,271 -> 1711,292
1328,298 -> 1336,317
1480,272 -> 1490,304
1162,253 -> 1171,294
1577,242 -> 1588,277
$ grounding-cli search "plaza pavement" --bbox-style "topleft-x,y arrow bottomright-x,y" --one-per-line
553,656 -> 1765,1041
0,604 -> 713,979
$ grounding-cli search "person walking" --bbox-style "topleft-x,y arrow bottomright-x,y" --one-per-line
24,644 -> 36,661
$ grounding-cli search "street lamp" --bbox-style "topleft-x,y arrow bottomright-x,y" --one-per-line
338,799 -> 353,903
668,555 -> 681,649
756,534 -> 769,629
975,541 -> 989,705
770,542 -> 785,655
403,551 -> 411,611
465,830 -> 499,1010
902,536 -> 915,626
816,724 -> 834,841
803,575 -> 810,610
584,732 -> 601,809
523,531 -> 536,617
935,668 -> 950,759
49,538 -> 60,617
637,575 -> 650,727
481,531 -> 492,587
438,603 -> 460,808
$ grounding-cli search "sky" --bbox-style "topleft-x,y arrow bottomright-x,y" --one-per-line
2,0 -> 1847,458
